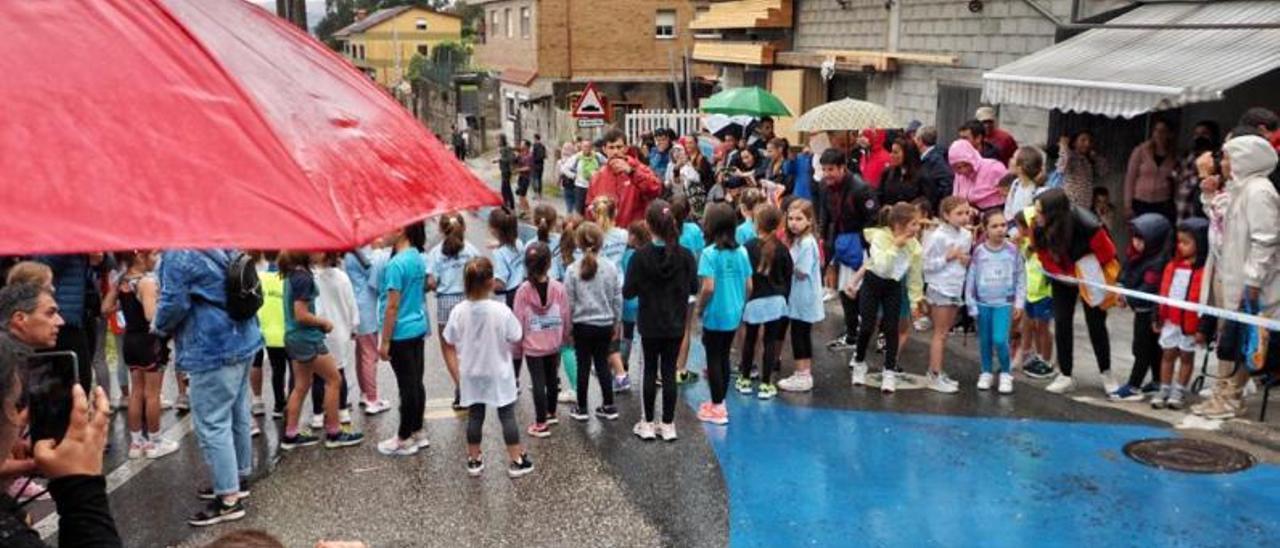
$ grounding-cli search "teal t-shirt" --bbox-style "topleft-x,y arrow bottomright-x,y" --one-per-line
379,247 -> 430,341
735,219 -> 757,246
697,245 -> 752,332
283,270 -> 325,345
679,222 -> 705,259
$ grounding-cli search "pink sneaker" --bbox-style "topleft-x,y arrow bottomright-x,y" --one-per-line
527,423 -> 551,438
697,403 -> 729,425
6,476 -> 49,500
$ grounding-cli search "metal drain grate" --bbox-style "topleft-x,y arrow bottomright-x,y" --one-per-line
1123,438 -> 1257,474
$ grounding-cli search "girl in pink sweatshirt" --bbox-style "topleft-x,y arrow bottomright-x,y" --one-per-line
513,242 -> 572,438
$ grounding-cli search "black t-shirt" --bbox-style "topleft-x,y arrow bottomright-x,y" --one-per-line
745,238 -> 793,300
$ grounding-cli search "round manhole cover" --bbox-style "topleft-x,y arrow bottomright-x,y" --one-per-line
1123,438 -> 1256,474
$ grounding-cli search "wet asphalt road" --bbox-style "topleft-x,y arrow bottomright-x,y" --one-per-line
36,164 -> 1280,548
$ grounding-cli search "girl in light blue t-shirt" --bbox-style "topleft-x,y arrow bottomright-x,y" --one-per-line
695,203 -> 752,426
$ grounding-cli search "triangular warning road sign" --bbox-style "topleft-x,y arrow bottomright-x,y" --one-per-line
572,83 -> 607,119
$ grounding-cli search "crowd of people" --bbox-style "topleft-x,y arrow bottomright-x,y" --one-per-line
0,105 -> 1277,545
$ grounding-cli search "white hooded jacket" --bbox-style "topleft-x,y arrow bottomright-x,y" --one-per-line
1220,135 -> 1280,316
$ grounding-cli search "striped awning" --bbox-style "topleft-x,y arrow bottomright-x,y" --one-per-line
982,1 -> 1280,118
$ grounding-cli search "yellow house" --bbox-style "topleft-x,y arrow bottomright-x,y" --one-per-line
334,6 -> 463,88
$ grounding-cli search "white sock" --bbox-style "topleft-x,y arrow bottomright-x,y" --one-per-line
148,431 -> 163,443
130,431 -> 144,445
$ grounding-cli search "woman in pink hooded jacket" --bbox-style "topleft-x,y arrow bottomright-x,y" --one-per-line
513,242 -> 573,438
949,138 -> 1009,211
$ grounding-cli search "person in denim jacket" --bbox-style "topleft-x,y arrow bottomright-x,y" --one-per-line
153,249 -> 263,527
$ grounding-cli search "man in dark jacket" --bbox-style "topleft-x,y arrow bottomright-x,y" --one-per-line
531,133 -> 547,199
915,126 -> 954,213
819,149 -> 879,350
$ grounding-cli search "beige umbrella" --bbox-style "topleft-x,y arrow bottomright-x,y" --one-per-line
795,98 -> 899,132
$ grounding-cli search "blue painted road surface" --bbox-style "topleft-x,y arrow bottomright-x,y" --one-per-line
685,382 -> 1280,548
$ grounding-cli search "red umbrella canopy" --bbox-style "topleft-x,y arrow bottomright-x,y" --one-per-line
0,0 -> 499,255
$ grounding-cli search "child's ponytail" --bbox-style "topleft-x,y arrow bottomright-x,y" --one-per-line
533,204 -> 557,243
591,196 -> 618,233
576,222 -> 604,281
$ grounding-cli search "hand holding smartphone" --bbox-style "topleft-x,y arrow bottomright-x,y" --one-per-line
24,351 -> 109,479
24,351 -> 79,443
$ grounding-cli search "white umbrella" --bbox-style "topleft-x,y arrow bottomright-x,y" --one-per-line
795,98 -> 899,132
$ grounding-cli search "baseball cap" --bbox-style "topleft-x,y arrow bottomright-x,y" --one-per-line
975,106 -> 996,122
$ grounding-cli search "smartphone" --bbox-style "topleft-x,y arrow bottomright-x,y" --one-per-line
24,350 -> 79,443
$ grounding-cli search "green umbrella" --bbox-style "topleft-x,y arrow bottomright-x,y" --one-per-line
700,86 -> 792,117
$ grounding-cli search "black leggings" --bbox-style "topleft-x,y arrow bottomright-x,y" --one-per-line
311,368 -> 351,415
264,347 -> 290,411
839,291 -> 860,342
1129,310 -> 1160,388
466,402 -> 520,446
703,329 -> 735,404
742,319 -> 787,384
525,354 -> 560,423
790,319 -> 813,361
1051,280 -> 1110,376
389,336 -> 426,440
573,323 -> 614,410
642,336 -> 680,423
855,272 -> 902,371
500,171 -> 514,210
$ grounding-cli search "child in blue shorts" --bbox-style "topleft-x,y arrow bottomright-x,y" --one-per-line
1013,209 -> 1054,378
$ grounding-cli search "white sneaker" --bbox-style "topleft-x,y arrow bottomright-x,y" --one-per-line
339,409 -> 353,424
363,399 -> 391,415
251,398 -> 266,416
940,372 -> 960,388
1101,370 -> 1120,395
145,438 -> 180,460
851,362 -> 868,386
976,372 -> 994,391
309,415 -> 323,430
632,421 -> 656,441
557,389 -> 577,404
1046,375 -> 1076,394
411,430 -> 431,449
250,422 -> 261,437
658,422 -> 678,442
881,370 -> 898,393
377,436 -> 419,457
928,372 -> 960,394
998,373 -> 1014,394
778,373 -> 814,392
127,441 -> 147,459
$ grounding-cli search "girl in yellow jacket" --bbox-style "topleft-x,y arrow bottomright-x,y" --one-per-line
849,202 -> 924,393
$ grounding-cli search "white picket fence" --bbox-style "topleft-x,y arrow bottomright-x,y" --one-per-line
624,109 -> 702,143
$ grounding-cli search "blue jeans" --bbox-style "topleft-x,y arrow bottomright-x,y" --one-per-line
188,357 -> 254,496
563,182 -> 577,213
977,305 -> 1013,374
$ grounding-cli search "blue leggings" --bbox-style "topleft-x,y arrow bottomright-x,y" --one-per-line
977,305 -> 1013,374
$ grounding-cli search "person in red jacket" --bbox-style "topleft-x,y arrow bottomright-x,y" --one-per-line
586,129 -> 663,228
1031,188 -> 1121,396
1152,218 -> 1209,410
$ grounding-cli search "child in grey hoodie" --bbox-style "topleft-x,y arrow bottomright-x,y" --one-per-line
565,222 -> 623,422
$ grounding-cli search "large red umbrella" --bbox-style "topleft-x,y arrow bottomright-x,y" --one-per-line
0,0 -> 499,255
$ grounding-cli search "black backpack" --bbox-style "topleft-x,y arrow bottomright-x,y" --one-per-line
204,251 -> 262,321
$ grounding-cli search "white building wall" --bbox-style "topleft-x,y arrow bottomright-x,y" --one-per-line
793,0 -> 1077,146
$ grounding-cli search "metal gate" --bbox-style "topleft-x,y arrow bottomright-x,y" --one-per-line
936,84 -> 984,148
